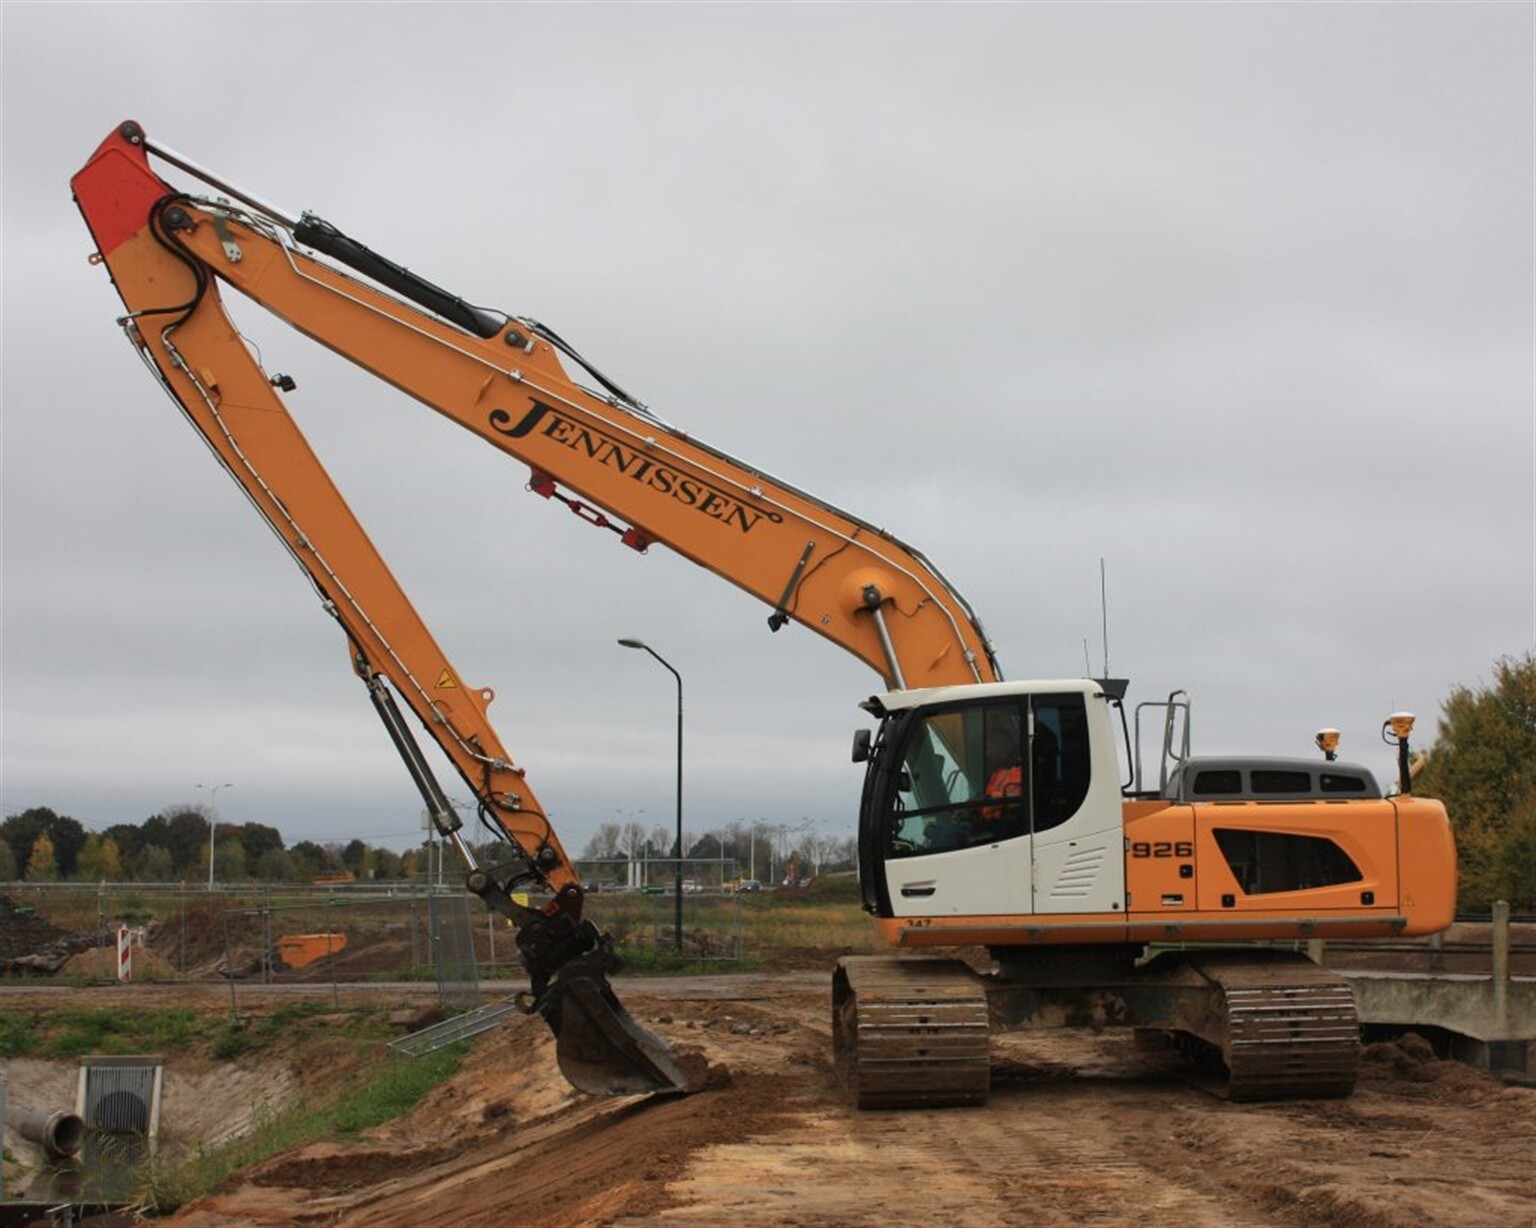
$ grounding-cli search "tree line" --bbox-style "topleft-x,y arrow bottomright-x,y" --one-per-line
0,803 -> 854,888
577,817 -> 857,885
5,650 -> 1527,904
0,806 -> 420,885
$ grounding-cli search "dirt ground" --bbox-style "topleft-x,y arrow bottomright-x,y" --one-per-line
4,967 -> 1532,1228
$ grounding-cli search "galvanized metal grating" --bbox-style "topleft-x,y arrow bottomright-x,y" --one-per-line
76,1055 -> 164,1203
388,998 -> 523,1057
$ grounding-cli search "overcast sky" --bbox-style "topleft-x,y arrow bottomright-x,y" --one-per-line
3,4 -> 1531,859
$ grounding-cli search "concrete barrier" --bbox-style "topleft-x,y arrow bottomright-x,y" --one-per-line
1344,901 -> 1535,1074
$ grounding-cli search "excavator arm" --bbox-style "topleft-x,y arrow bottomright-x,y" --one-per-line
71,119 -> 1003,1097
73,122 -> 1000,699
71,122 -> 701,1095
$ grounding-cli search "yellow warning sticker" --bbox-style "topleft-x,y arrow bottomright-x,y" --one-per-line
435,669 -> 458,690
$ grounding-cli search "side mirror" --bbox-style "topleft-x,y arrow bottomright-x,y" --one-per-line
851,728 -> 873,763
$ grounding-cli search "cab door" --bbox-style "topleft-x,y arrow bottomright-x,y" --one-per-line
880,700 -> 1032,916
1027,692 -> 1125,916
876,690 -> 1125,918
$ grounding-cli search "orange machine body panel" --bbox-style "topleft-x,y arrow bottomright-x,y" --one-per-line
873,794 -> 1455,949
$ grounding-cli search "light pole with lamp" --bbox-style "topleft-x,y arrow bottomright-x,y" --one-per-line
617,638 -> 683,953
194,781 -> 234,891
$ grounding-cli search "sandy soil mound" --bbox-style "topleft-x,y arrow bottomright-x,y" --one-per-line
139,975 -> 1536,1228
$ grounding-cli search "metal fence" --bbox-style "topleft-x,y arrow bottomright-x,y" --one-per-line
1,876 -> 744,990
426,889 -> 481,1011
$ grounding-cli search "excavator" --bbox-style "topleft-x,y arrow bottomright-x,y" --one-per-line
72,121 -> 1456,1108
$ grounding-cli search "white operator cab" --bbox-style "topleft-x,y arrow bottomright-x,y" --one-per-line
855,680 -> 1127,919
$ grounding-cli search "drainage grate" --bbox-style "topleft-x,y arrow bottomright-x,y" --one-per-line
76,1056 -> 163,1204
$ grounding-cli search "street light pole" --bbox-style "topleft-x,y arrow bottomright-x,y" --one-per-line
194,781 -> 234,891
618,638 -> 683,953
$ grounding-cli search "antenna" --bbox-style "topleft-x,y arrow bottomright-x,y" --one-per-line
1083,638 -> 1092,676
1099,557 -> 1110,679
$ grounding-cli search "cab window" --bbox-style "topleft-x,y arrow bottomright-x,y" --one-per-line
1031,694 -> 1092,833
888,703 -> 1026,858
884,693 -> 1092,858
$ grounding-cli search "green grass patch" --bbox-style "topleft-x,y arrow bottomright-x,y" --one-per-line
3,998 -> 467,1212
0,1011 -> 38,1057
7,1007 -> 207,1059
8,875 -> 877,993
0,1002 -> 404,1063
587,883 -> 877,965
140,1042 -> 467,1213
255,999 -> 332,1034
788,875 -> 862,903
211,1027 -> 253,1060
325,1045 -> 464,1135
732,899 -> 881,951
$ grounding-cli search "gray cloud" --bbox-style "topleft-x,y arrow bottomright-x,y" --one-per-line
3,4 -> 1530,856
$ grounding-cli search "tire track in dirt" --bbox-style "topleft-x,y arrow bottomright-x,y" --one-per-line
11,976 -> 1528,1227
649,1037 -> 1275,1228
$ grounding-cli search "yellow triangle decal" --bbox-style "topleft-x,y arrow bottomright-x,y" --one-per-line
435,669 -> 458,690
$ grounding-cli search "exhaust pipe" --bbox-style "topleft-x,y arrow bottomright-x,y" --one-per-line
6,1104 -> 87,1159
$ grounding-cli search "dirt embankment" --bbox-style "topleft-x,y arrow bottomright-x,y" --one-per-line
4,911 -> 1533,1226
110,973 -> 1530,1228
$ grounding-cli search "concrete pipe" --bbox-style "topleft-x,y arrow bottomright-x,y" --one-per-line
5,1104 -> 87,1159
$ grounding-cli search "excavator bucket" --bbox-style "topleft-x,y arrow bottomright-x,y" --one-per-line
544,959 -> 692,1095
